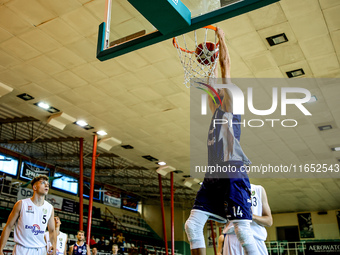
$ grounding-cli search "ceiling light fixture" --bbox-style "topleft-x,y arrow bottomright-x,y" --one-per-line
76,120 -> 88,127
96,130 -> 108,136
37,102 -> 50,109
17,93 -> 34,101
331,147 -> 340,151
266,33 -> 288,46
142,155 -> 158,162
318,124 -> 332,131
34,102 -> 60,113
286,68 -> 305,78
74,120 -> 94,130
46,107 -> 60,114
121,145 -> 134,149
157,161 -> 166,166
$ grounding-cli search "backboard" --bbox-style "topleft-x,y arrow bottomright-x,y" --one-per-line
97,0 -> 280,61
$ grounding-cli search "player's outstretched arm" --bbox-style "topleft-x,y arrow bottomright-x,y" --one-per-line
217,234 -> 225,255
0,200 -> 22,255
47,209 -> 56,255
216,27 -> 233,113
216,27 -> 230,81
252,186 -> 273,227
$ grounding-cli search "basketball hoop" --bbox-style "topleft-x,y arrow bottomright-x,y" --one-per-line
173,25 -> 219,87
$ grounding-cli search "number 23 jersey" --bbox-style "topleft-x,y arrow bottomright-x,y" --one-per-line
14,198 -> 53,248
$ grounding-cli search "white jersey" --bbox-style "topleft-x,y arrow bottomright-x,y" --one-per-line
45,231 -> 67,255
224,184 -> 267,241
14,198 -> 53,248
249,184 -> 267,241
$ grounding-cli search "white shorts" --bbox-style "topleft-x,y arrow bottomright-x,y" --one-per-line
223,234 -> 268,255
13,244 -> 47,255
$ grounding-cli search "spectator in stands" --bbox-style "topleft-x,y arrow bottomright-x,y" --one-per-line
112,232 -> 117,244
109,232 -> 117,248
90,236 -> 97,247
111,244 -> 124,255
96,236 -> 107,251
116,232 -> 125,249
90,235 -> 98,255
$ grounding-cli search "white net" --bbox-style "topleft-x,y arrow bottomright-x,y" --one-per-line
173,26 -> 219,87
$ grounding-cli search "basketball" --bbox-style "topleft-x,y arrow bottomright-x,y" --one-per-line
195,42 -> 219,65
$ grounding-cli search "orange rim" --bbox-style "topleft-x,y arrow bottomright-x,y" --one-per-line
172,25 -> 219,54
172,37 -> 194,54
203,25 -> 217,31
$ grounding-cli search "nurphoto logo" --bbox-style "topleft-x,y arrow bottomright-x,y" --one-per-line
194,79 -> 312,128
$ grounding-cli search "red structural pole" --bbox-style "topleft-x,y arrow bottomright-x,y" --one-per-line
209,220 -> 217,255
170,172 -> 174,255
79,138 -> 84,231
86,134 -> 98,245
158,174 -> 169,255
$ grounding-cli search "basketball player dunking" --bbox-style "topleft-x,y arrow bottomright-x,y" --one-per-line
0,174 -> 56,255
185,27 -> 260,255
45,216 -> 68,255
68,230 -> 90,255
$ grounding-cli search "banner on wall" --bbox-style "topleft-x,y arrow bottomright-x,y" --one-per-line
17,187 -> 33,200
62,198 -> 76,213
206,222 -> 218,248
20,162 -> 50,180
305,242 -> 340,254
103,192 -> 121,208
45,194 -> 63,210
297,213 -> 315,238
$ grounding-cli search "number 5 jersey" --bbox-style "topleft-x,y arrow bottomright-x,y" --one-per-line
14,198 -> 53,248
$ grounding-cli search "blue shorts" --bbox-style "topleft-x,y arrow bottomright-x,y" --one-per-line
192,166 -> 252,221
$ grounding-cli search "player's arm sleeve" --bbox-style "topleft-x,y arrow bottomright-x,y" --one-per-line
217,234 -> 224,255
0,200 -> 22,252
252,186 -> 273,227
